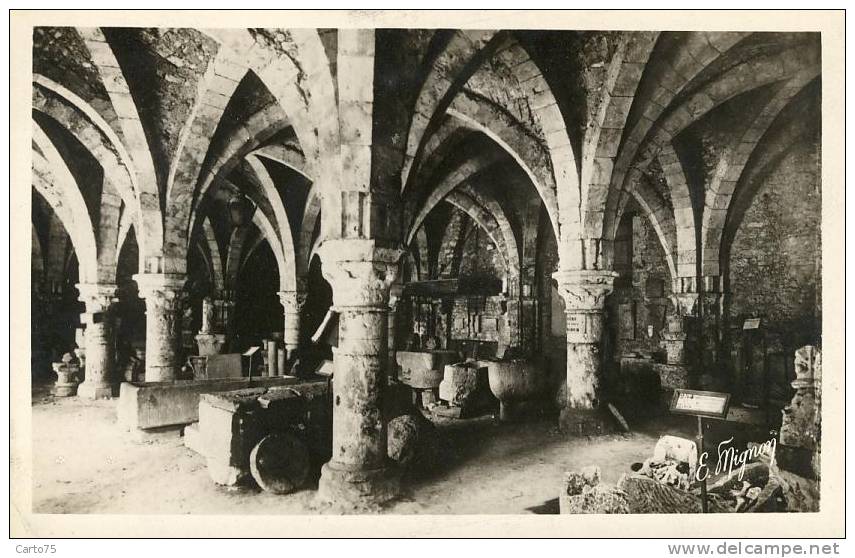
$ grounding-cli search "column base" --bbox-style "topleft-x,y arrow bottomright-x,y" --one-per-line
52,382 -> 78,397
559,407 -> 613,436
316,461 -> 401,511
77,382 -> 113,400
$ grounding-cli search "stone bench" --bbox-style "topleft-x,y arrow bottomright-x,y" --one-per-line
117,375 -> 305,433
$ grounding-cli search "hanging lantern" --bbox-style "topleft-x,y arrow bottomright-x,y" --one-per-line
228,192 -> 256,227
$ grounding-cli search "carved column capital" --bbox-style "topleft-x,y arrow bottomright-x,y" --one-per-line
277,290 -> 308,314
317,239 -> 404,308
75,283 -> 117,314
552,269 -> 618,312
133,273 -> 185,310
671,292 -> 700,317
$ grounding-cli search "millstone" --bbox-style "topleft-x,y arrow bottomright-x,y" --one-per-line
249,432 -> 310,494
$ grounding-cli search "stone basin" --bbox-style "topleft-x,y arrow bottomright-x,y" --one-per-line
481,359 -> 549,420
396,350 -> 458,389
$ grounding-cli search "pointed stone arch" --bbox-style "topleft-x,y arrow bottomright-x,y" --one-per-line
445,102 -> 559,239
406,151 -> 505,243
244,154 -> 304,279
201,217 -> 225,293
224,225 -> 252,290
32,129 -> 98,283
33,77 -> 146,272
401,30 -> 502,192
78,27 -> 164,272
445,189 -> 520,280
187,104 -> 291,242
701,73 -> 820,277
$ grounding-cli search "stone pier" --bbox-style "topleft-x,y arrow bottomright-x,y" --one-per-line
76,283 -> 117,399
133,273 -> 185,382
553,269 -> 617,435
316,239 -> 403,509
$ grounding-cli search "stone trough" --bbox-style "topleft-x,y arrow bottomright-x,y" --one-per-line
117,375 -> 306,433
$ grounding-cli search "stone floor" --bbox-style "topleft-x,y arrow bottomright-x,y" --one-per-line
30,383 -> 705,515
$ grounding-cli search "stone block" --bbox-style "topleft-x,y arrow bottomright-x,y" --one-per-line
618,474 -> 730,513
439,363 -> 479,407
652,435 -> 698,478
652,363 -> 689,390
183,422 -> 203,454
117,375 -> 300,432
559,466 -> 629,514
432,405 -> 462,419
420,389 -> 437,408
396,350 -> 458,389
205,353 -> 243,379
387,414 -> 422,467
197,380 -> 330,486
563,465 -> 602,496
199,391 -> 265,486
559,485 -> 630,514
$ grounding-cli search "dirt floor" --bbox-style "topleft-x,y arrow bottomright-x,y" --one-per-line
29,383 -> 703,515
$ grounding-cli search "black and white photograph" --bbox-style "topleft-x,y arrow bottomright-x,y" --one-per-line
8,9 -> 845,539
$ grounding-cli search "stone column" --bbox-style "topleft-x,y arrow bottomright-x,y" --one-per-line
662,314 -> 688,365
663,291 -> 698,365
552,269 -> 617,435
75,283 -> 117,399
264,339 -> 277,377
780,345 -> 822,477
217,289 -> 236,350
277,289 -> 307,361
699,275 -> 724,371
387,283 -> 403,379
133,273 -> 185,382
316,239 -> 403,508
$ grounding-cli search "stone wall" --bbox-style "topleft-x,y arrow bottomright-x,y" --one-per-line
728,141 -> 821,349
609,209 -> 673,360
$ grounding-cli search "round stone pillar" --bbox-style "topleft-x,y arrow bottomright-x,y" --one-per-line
133,273 -> 185,382
316,239 -> 404,509
552,269 -> 617,435
699,276 -> 724,370
75,283 -> 117,399
387,283 -> 403,379
277,289 -> 307,361
662,311 -> 688,365
670,290 -> 700,368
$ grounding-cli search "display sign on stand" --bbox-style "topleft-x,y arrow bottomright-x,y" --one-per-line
670,388 -> 732,512
243,346 -> 261,381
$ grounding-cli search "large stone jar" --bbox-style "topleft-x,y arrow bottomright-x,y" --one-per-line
484,359 -> 549,421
